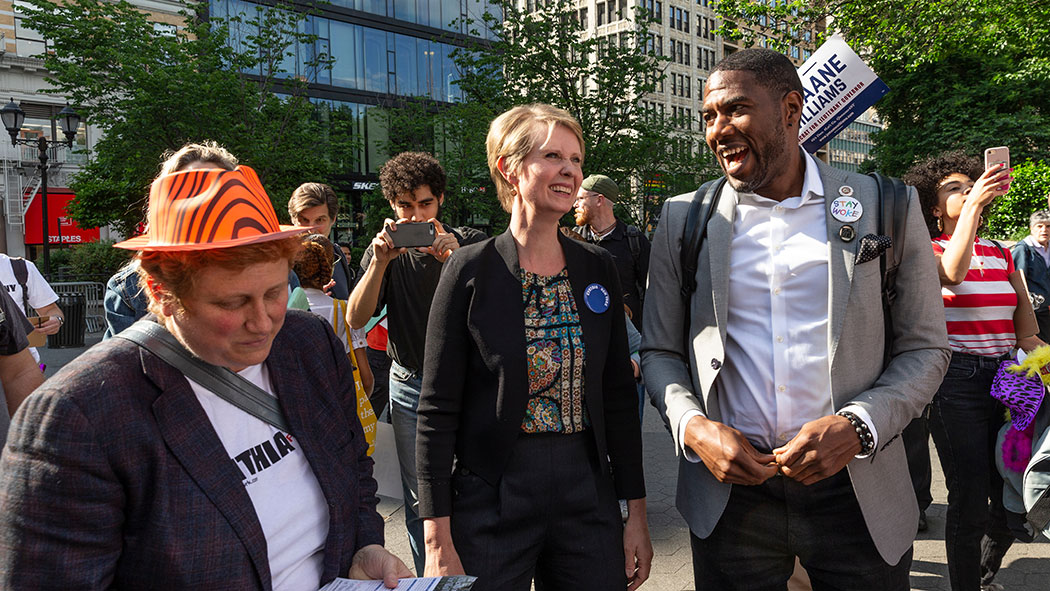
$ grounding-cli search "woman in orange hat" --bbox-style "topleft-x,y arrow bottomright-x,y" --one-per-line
0,148 -> 411,589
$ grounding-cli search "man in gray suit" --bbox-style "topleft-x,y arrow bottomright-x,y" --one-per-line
641,48 -> 950,589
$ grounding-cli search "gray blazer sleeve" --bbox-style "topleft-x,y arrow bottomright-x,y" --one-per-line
640,195 -> 707,455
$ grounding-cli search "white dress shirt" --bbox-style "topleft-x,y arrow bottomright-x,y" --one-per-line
680,151 -> 877,457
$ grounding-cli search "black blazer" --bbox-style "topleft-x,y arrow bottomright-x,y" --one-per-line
416,230 -> 645,517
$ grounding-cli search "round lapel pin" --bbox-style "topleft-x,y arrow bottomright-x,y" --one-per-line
584,283 -> 610,314
839,185 -> 855,197
831,196 -> 863,223
839,225 -> 856,242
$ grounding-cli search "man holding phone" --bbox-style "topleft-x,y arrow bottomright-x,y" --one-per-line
347,151 -> 485,575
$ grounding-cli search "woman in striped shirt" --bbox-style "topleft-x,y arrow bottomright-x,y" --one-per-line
905,151 -> 1043,591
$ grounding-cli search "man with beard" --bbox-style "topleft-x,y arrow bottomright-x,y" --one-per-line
573,174 -> 651,331
641,48 -> 949,590
347,151 -> 486,576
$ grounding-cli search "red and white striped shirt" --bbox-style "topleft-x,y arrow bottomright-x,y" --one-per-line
932,234 -> 1017,356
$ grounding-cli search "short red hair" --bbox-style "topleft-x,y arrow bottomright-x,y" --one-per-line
137,236 -> 301,317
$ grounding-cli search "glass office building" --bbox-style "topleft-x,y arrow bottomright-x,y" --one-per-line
209,0 -> 497,174
208,0 -> 497,245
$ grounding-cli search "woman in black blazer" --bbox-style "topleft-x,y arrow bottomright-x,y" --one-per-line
416,103 -> 652,590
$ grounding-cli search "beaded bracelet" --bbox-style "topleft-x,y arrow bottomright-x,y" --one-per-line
836,410 -> 875,456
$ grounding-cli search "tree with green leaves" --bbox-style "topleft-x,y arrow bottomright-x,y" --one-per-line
20,0 -> 354,235
372,0 -> 718,235
985,161 -> 1050,241
713,1 -> 1050,177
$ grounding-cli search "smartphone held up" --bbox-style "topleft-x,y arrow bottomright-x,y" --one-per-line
984,146 -> 1011,196
387,221 -> 436,249
985,146 -> 1010,173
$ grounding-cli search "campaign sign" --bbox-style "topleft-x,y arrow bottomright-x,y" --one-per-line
796,36 -> 889,153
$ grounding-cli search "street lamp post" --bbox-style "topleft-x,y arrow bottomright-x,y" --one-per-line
1,99 -> 81,280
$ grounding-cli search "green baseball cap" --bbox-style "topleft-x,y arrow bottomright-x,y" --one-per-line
581,174 -> 619,201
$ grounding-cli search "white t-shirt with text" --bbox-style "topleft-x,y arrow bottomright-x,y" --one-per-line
188,363 -> 330,591
0,254 -> 59,361
0,254 -> 59,315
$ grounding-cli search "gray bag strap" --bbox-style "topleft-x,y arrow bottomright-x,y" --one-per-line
117,319 -> 290,433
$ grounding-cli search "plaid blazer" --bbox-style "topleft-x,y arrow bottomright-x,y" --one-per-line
0,311 -> 383,589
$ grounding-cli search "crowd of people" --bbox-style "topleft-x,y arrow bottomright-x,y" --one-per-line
0,47 -> 1049,591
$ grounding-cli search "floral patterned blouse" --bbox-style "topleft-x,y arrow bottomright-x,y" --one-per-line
519,267 -> 589,433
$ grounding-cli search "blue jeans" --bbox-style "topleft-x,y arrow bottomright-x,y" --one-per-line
389,360 -> 425,575
928,351 -> 1014,591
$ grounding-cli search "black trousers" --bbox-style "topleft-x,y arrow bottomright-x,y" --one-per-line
691,469 -> 911,591
928,351 -> 1014,591
1037,308 -> 1050,343
450,432 -> 626,591
903,411 -> 933,512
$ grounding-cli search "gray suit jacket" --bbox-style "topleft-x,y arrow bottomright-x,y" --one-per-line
641,159 -> 950,565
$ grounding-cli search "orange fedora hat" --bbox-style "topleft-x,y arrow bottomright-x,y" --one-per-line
115,166 -> 304,251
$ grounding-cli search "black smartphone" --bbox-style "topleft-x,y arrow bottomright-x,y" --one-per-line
388,222 -> 436,248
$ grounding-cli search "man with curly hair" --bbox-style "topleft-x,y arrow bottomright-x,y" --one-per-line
347,151 -> 485,575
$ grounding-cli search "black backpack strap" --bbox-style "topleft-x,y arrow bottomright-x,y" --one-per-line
626,225 -> 641,259
680,178 -> 727,301
869,172 -> 910,367
679,177 -> 727,359
10,257 -> 30,316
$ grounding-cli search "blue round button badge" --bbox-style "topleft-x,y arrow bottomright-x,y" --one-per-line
584,283 -> 610,314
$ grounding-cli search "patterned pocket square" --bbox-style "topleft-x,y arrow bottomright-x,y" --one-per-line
855,234 -> 892,265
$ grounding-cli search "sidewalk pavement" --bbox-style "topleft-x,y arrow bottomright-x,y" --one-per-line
374,406 -> 1050,590
39,332 -> 104,379
38,339 -> 1050,589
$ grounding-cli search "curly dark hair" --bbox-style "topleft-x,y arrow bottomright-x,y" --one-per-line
902,150 -> 983,238
378,152 -> 447,203
293,234 -> 335,290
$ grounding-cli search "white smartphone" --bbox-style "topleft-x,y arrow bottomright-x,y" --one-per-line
984,146 -> 1010,172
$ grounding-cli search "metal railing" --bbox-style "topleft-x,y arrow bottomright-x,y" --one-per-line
50,281 -> 105,333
